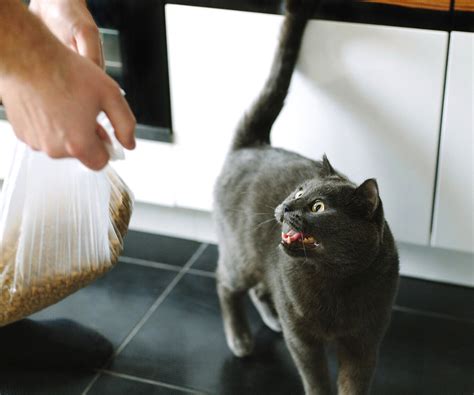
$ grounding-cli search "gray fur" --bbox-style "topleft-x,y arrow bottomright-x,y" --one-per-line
213,1 -> 399,394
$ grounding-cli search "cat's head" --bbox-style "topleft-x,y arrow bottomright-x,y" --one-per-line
274,155 -> 385,275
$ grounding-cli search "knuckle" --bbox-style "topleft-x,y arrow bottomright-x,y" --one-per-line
66,143 -> 86,159
87,161 -> 102,171
14,132 -> 26,144
77,22 -> 99,37
108,80 -> 122,96
102,75 -> 120,93
91,153 -> 109,171
44,147 -> 63,158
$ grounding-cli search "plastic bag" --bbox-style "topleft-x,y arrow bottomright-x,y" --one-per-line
0,113 -> 133,326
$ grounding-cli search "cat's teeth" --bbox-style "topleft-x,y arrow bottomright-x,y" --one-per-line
282,230 -> 303,244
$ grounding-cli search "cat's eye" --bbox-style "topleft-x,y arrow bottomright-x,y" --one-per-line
295,190 -> 304,199
311,201 -> 325,213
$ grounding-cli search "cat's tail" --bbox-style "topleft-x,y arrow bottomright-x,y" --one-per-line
231,0 -> 316,151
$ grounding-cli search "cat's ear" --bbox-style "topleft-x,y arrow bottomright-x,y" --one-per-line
353,179 -> 380,217
320,154 -> 337,178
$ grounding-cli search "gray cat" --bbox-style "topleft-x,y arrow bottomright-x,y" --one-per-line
213,0 -> 400,394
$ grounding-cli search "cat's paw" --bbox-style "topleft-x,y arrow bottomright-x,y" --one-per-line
262,314 -> 283,333
227,332 -> 254,358
249,288 -> 282,333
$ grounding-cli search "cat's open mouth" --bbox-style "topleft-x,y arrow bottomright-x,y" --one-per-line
280,226 -> 318,250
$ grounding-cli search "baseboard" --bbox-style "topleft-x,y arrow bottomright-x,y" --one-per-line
398,241 -> 473,287
129,202 -> 217,244
130,202 -> 474,287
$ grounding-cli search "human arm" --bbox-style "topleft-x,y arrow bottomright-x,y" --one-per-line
0,0 -> 135,170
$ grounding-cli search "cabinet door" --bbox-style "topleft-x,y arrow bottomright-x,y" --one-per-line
432,32 -> 473,253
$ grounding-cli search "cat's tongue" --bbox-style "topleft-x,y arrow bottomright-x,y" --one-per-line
281,228 -> 303,244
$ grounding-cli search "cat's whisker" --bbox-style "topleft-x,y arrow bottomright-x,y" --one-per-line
227,208 -> 273,216
251,217 -> 277,232
302,240 -> 308,262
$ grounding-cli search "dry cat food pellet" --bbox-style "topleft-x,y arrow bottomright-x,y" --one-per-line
0,171 -> 133,326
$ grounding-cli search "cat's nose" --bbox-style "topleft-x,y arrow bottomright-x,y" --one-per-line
283,204 -> 290,213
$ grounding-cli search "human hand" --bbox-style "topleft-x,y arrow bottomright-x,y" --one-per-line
0,34 -> 135,170
29,0 -> 103,68
0,0 -> 135,170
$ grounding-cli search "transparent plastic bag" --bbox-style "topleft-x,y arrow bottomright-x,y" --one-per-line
0,113 -> 133,326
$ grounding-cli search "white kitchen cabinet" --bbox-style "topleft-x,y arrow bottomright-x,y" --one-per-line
111,139 -> 176,206
165,5 -> 448,245
432,32 -> 473,253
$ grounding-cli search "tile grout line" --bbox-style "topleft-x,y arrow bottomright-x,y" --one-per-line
114,244 -> 209,357
98,369 -> 208,394
119,256 -> 183,273
120,255 -> 473,323
120,256 -> 472,323
120,255 -> 216,279
81,243 -> 209,395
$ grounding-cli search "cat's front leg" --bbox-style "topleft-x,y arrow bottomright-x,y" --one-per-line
335,336 -> 378,395
217,281 -> 254,358
283,328 -> 332,395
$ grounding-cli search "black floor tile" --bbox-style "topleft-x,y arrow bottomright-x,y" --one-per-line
122,231 -> 201,267
111,271 -> 474,395
191,244 -> 218,273
89,374 -> 190,395
111,274 -> 303,395
4,232 -> 472,395
0,264 -> 176,395
32,263 -> 177,348
396,277 -> 474,321
0,371 -> 94,395
372,310 -> 474,395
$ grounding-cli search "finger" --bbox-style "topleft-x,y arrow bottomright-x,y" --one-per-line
23,127 -> 42,151
41,143 -> 68,158
8,118 -> 40,151
66,131 -> 110,171
75,23 -> 104,68
102,87 -> 136,150
96,123 -> 112,144
69,36 -> 79,53
19,132 -> 42,152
